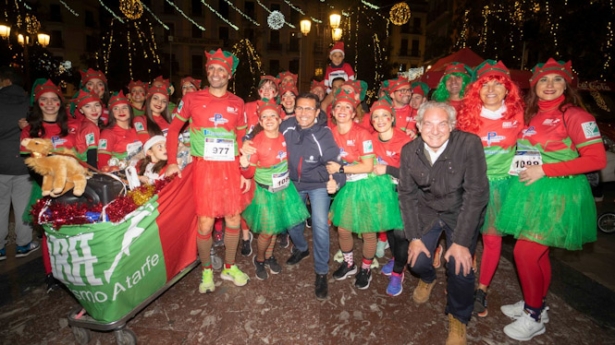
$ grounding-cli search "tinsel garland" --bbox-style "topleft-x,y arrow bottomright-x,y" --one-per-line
32,176 -> 174,229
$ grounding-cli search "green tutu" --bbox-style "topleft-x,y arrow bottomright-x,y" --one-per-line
242,183 -> 309,235
481,176 -> 513,236
496,175 -> 596,250
330,174 -> 403,233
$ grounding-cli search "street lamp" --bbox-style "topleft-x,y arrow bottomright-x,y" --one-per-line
329,11 -> 341,30
331,28 -> 343,42
299,18 -> 312,90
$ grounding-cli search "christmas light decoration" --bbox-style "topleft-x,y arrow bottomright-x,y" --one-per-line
202,0 -> 239,30
120,0 -> 143,20
221,0 -> 259,26
230,39 -> 264,99
59,0 -> 79,17
165,0 -> 205,31
267,10 -> 285,30
99,0 -> 124,23
256,0 -> 295,28
141,3 -> 169,30
390,2 -> 411,26
361,0 -> 379,10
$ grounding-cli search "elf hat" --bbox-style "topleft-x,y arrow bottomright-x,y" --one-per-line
205,49 -> 239,75
80,68 -> 107,84
529,58 -> 574,87
34,79 -> 64,102
330,41 -> 345,57
108,90 -> 130,108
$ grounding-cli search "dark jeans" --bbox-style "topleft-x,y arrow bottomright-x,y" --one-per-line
409,219 -> 478,324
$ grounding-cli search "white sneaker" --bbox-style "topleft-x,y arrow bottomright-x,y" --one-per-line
501,300 -> 550,323
503,312 -> 546,341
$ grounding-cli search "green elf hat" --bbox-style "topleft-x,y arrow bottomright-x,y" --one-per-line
333,88 -> 359,109
474,59 -> 510,81
410,81 -> 430,96
205,49 -> 240,76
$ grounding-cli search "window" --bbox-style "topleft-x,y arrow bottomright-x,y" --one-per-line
245,1 -> 255,19
86,35 -> 98,52
400,39 -> 409,56
269,30 -> 281,50
85,10 -> 95,28
164,1 -> 174,14
413,18 -> 422,33
50,4 -> 62,22
164,23 -> 175,43
192,25 -> 202,38
289,59 -> 299,75
288,32 -> 299,52
269,59 -> 280,76
401,22 -> 410,34
290,9 -> 300,26
218,0 -> 229,17
49,30 -> 63,48
411,39 -> 420,57
192,55 -> 204,79
244,28 -> 255,42
192,0 -> 202,16
271,4 -> 281,11
219,27 -> 229,41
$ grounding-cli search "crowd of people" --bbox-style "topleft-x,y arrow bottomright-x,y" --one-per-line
0,40 -> 606,345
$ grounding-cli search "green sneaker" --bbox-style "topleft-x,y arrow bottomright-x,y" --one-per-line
199,269 -> 215,293
221,265 -> 249,286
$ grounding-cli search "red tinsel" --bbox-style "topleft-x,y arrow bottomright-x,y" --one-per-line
32,175 -> 174,229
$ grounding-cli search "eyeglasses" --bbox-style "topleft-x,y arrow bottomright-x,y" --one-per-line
395,89 -> 411,94
295,106 -> 316,112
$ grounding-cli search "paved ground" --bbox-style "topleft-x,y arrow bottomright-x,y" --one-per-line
1,225 -> 615,345
2,184 -> 615,344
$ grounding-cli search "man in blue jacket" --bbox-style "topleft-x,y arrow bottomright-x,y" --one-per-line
243,92 -> 344,299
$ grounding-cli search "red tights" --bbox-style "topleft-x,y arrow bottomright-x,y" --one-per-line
513,239 -> 551,309
478,234 -> 502,287
42,234 -> 52,275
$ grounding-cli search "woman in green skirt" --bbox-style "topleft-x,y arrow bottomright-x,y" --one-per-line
326,89 -> 404,290
495,59 -> 606,341
240,99 -> 309,280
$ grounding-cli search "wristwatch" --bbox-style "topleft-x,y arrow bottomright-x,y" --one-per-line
339,165 -> 344,174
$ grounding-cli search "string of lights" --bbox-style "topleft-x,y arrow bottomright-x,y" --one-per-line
59,0 -> 79,17
141,2 -> 169,30
221,0 -> 259,26
602,0 -> 614,79
98,0 -> 124,23
360,1 -> 379,10
201,0 -> 238,30
165,0 -> 205,31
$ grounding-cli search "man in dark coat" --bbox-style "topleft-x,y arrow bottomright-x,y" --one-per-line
398,101 -> 489,345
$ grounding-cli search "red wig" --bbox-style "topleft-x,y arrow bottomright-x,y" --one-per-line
457,75 -> 524,134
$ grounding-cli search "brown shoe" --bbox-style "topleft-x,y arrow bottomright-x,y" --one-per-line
446,314 -> 467,345
412,279 -> 436,304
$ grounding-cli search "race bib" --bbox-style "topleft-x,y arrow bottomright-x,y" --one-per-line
509,150 -> 542,176
270,170 -> 290,192
203,138 -> 235,161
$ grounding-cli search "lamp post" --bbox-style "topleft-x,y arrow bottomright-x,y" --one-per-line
299,18 -> 311,91
0,14 -> 50,88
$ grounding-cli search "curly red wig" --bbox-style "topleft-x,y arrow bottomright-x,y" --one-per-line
456,75 -> 525,134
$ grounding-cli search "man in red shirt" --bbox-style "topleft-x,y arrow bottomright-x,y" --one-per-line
166,49 -> 251,293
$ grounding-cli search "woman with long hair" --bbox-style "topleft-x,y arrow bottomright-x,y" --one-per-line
73,90 -> 104,168
134,85 -> 171,142
80,68 -> 110,123
456,60 -> 525,318
496,59 -> 606,341
98,91 -> 143,170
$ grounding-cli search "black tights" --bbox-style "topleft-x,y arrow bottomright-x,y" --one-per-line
386,230 -> 409,274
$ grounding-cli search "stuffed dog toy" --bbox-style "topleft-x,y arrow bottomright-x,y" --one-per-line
21,138 -> 90,197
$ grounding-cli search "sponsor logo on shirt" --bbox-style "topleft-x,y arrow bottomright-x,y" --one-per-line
209,113 -> 229,126
386,150 -> 396,158
86,133 -> 95,146
347,139 -> 355,146
522,126 -> 537,137
99,139 -> 108,150
339,147 -> 348,158
542,118 -> 561,126
377,157 -> 387,164
282,141 -> 286,147
51,136 -> 66,149
482,131 -> 505,146
502,120 -> 518,129
277,150 -> 287,161
226,106 -> 238,114
363,140 -> 373,154
177,100 -> 184,113
581,121 -> 601,139
135,122 -> 144,132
